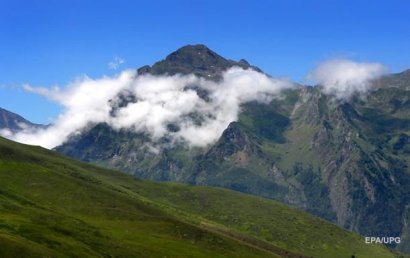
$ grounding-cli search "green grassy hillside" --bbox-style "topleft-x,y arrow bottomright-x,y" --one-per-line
0,137 -> 400,257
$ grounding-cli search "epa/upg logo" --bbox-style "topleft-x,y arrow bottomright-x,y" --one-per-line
365,237 -> 401,244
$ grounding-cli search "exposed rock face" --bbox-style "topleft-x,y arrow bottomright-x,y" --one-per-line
137,44 -> 262,80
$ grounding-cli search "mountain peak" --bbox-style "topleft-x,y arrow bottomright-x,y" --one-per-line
137,44 -> 262,80
173,44 -> 214,54
163,44 -> 231,70
238,59 -> 250,66
0,107 -> 43,132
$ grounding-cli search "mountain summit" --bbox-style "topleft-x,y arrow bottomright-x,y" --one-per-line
137,44 -> 262,80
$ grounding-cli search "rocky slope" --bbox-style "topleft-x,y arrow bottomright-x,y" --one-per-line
137,44 -> 262,80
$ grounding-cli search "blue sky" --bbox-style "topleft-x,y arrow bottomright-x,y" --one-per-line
1,0 -> 409,123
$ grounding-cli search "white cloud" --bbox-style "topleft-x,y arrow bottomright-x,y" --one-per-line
307,59 -> 388,99
0,128 -> 12,138
13,71 -> 134,148
108,56 -> 125,70
23,84 -> 63,102
2,67 -> 292,149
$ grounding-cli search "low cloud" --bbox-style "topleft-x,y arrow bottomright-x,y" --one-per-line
0,128 -> 12,138
307,59 -> 388,99
108,56 -> 125,70
4,68 -> 292,149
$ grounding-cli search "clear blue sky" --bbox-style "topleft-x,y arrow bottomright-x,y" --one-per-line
1,0 -> 409,123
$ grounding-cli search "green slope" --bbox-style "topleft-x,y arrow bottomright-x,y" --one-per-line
0,137 -> 399,257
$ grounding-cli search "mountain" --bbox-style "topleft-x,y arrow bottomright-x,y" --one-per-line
137,44 -> 262,80
0,136 -> 398,257
0,107 -> 43,133
55,44 -> 410,253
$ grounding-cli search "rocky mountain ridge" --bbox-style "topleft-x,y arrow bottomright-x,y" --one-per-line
0,107 -> 43,133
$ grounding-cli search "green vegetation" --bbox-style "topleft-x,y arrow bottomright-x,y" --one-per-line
0,136 -> 400,257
